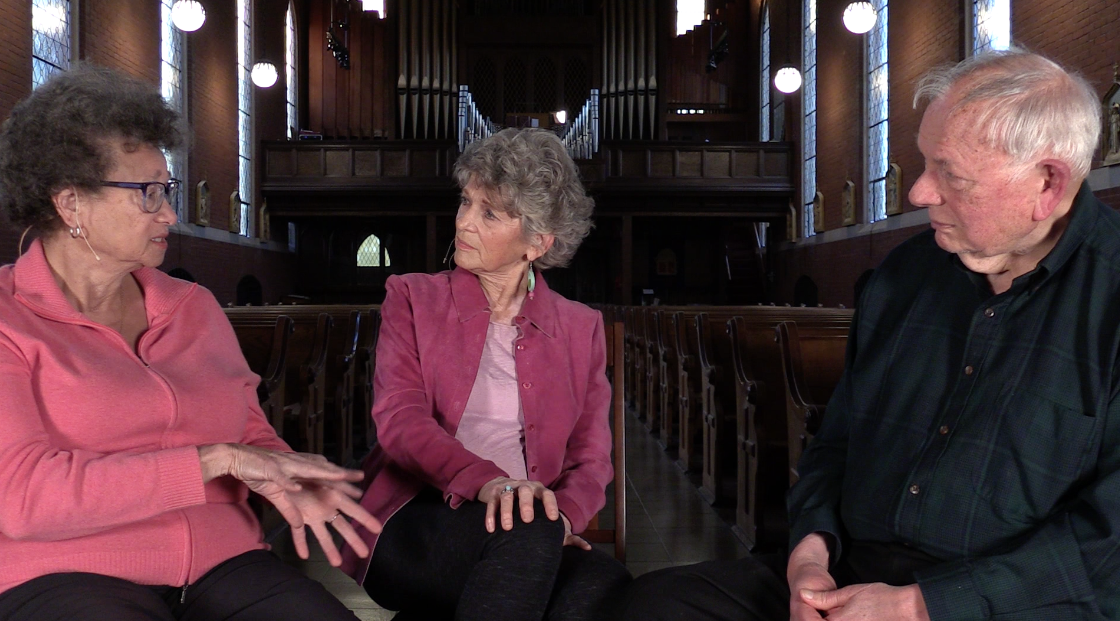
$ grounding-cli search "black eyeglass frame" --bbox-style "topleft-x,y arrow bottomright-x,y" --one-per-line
99,178 -> 182,214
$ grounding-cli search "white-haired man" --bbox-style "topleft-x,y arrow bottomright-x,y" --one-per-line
621,49 -> 1120,620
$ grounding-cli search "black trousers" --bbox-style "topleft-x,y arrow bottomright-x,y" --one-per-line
618,541 -> 942,621
363,489 -> 632,621
0,549 -> 358,621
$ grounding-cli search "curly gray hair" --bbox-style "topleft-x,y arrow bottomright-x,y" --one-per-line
0,63 -> 185,232
453,128 -> 594,269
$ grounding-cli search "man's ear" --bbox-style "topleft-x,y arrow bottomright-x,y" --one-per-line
1033,159 -> 1073,222
526,233 -> 555,263
51,187 -> 81,230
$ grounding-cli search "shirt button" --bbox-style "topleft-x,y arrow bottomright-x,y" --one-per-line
528,424 -> 536,431
516,344 -> 524,350
531,465 -> 538,473
909,484 -> 920,495
939,425 -> 949,435
964,365 -> 974,375
984,308 -> 995,318
522,382 -> 532,389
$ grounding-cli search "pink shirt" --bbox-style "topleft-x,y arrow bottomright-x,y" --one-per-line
0,240 -> 288,595
454,322 -> 528,480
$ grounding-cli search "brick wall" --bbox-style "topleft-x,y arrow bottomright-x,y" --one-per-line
163,234 -> 297,306
814,0 -> 862,231
82,0 -> 160,82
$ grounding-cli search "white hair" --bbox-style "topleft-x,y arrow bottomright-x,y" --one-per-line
913,48 -> 1100,180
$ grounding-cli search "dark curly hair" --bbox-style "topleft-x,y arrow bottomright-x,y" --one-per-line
0,63 -> 185,232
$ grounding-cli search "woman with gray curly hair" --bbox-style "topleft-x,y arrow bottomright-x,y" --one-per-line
341,128 -> 631,620
0,64 -> 381,621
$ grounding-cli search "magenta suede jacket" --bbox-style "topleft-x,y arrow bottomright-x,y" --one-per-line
341,267 -> 613,583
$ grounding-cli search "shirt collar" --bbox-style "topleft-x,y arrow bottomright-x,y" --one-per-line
450,266 -> 557,338
13,238 -> 195,322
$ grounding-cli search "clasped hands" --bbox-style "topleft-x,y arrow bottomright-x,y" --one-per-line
787,534 -> 930,621
199,443 -> 382,566
477,476 -> 590,550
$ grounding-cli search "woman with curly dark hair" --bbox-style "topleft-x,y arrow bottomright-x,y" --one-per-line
0,64 -> 381,621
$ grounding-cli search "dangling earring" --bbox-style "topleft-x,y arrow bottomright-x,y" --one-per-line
69,225 -> 81,238
443,239 -> 456,268
527,261 -> 536,300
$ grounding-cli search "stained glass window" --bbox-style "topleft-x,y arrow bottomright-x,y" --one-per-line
760,2 -> 771,142
161,0 -> 186,219
286,3 -> 298,139
972,0 -> 1011,55
32,0 -> 70,88
357,235 -> 392,267
238,0 -> 252,236
867,0 -> 888,222
802,0 -> 817,237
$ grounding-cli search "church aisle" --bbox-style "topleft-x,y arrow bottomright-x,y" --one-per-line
276,411 -> 750,618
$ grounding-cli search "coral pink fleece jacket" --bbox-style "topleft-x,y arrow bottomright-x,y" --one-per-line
340,267 -> 613,584
0,240 -> 289,595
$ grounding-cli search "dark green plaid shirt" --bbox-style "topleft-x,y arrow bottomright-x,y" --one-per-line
789,183 -> 1120,620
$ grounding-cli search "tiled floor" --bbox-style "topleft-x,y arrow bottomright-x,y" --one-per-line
276,411 -> 750,618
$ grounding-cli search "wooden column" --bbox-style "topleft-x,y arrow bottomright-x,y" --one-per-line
621,215 -> 633,304
426,214 -> 439,273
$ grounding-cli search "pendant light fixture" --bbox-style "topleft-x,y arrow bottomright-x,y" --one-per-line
170,0 -> 206,32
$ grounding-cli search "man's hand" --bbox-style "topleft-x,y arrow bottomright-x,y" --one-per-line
787,533 -> 837,620
798,583 -> 929,621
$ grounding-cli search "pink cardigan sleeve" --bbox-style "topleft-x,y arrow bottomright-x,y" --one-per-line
550,315 -> 614,534
371,277 -> 506,504
0,335 -> 207,541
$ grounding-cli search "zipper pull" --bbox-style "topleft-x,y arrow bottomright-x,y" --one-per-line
180,583 -> 189,604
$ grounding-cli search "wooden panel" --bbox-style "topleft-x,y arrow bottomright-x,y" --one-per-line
268,150 -> 294,177
354,150 -> 380,177
297,150 -> 321,176
734,150 -> 760,178
325,151 -> 351,177
703,151 -> 730,178
650,151 -> 673,177
383,150 -> 408,177
621,151 -> 646,178
410,149 -> 438,177
763,152 -> 788,177
678,151 -> 702,177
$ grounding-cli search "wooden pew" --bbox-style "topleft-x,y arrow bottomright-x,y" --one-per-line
778,321 -> 849,486
642,308 -> 662,436
229,314 -> 294,436
225,305 -> 380,460
324,310 -> 361,467
355,308 -> 382,450
655,310 -> 679,451
287,313 -> 333,456
582,321 -> 627,562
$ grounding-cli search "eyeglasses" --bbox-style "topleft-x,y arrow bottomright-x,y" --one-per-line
100,178 -> 182,213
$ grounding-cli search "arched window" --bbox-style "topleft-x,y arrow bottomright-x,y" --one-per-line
802,0 -> 817,237
866,0 -> 888,222
675,0 -> 704,36
357,235 -> 392,267
760,2 -> 771,141
161,0 -> 187,219
970,0 -> 1011,55
237,0 -> 253,236
32,0 -> 71,88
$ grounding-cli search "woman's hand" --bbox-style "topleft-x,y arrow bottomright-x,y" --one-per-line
477,476 -> 560,533
560,513 -> 591,550
281,482 -> 383,566
198,444 -> 382,565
